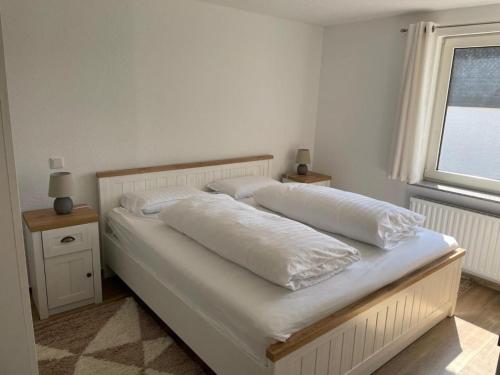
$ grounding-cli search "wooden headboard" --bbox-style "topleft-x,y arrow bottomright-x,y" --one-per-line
96,154 -> 273,239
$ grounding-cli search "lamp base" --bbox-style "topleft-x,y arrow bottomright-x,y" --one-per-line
297,164 -> 308,176
54,197 -> 73,215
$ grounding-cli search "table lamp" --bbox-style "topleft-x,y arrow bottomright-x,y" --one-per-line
296,149 -> 311,175
49,172 -> 74,214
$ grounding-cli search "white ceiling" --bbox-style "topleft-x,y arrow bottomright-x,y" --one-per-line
200,0 -> 500,26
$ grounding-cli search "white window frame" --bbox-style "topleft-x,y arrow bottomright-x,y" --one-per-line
425,26 -> 500,194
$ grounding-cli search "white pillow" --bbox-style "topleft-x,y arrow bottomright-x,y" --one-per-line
254,183 -> 425,249
120,186 -> 207,215
206,176 -> 280,199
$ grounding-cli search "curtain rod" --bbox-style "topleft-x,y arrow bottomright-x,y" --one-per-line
400,20 -> 500,33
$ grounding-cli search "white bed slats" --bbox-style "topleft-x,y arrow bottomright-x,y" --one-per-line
273,260 -> 461,375
97,158 -> 272,239
107,164 -> 267,205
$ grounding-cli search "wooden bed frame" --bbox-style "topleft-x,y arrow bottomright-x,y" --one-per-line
96,155 -> 465,375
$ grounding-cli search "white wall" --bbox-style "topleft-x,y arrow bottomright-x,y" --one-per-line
0,15 -> 38,374
0,0 -> 323,211
4,0 -> 499,215
314,3 -> 500,214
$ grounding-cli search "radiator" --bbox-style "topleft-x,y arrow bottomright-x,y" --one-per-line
410,197 -> 500,283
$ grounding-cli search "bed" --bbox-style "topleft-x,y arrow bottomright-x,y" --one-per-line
96,155 -> 465,375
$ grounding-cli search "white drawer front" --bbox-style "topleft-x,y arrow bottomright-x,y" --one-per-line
42,224 -> 91,258
45,249 -> 94,309
312,180 -> 331,187
282,178 -> 331,187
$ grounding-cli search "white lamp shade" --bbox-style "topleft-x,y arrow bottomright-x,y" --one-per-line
296,149 -> 311,164
48,172 -> 74,198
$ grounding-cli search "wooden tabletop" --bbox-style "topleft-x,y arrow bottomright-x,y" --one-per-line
23,204 -> 98,232
285,171 -> 331,183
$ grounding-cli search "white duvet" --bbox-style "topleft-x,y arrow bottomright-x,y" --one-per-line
108,207 -> 458,364
255,184 -> 425,249
158,195 -> 360,290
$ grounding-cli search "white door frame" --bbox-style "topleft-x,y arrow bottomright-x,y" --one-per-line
0,13 -> 38,375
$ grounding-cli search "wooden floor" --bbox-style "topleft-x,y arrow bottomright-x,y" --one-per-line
31,276 -> 500,374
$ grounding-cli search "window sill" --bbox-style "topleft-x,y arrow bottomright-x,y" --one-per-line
409,180 -> 500,205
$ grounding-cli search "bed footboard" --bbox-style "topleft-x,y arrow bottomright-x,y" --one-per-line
268,249 -> 465,375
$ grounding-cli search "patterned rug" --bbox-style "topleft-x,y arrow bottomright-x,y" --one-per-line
34,297 -> 208,375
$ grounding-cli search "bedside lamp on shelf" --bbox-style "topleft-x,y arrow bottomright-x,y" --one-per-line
49,172 -> 74,215
296,149 -> 311,175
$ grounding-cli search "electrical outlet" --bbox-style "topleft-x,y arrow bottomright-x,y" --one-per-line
49,157 -> 64,169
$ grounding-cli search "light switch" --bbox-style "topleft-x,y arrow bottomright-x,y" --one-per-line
49,157 -> 64,169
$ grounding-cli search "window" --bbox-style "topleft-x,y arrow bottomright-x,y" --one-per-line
425,32 -> 500,194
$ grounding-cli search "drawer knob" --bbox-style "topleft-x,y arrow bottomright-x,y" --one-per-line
86,272 -> 92,278
61,236 -> 76,243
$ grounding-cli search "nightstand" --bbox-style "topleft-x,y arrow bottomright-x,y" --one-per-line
282,172 -> 332,187
23,205 -> 102,319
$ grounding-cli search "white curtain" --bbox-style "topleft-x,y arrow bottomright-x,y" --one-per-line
390,22 -> 439,184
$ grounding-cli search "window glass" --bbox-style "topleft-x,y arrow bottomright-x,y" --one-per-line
437,46 -> 500,181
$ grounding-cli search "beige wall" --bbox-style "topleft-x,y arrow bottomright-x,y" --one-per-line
0,15 -> 37,374
0,0 -> 323,211
314,3 -> 500,214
